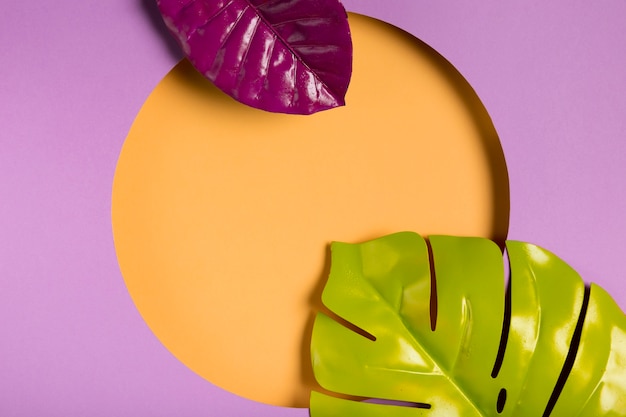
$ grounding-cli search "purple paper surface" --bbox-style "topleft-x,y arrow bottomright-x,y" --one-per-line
1,1 -> 625,415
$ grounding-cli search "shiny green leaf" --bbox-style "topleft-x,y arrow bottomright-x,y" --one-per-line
311,232 -> 626,416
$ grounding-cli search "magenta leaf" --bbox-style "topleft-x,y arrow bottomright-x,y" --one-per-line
156,0 -> 353,114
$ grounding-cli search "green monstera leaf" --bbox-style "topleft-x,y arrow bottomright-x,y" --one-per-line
310,232 -> 626,416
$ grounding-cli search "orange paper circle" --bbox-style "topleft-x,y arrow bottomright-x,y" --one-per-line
112,14 -> 509,407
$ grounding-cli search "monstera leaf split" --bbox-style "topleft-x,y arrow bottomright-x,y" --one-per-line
311,232 -> 626,416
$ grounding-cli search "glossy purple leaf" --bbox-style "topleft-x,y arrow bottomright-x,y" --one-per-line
156,0 -> 353,114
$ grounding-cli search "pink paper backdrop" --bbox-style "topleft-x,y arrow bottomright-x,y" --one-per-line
1,1 -> 625,415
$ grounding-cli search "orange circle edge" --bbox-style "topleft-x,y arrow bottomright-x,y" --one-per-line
112,13 -> 509,408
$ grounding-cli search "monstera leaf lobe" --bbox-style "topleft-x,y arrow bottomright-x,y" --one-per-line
311,232 -> 626,416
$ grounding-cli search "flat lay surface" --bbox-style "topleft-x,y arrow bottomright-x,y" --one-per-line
1,1 -> 625,415
112,14 -> 507,406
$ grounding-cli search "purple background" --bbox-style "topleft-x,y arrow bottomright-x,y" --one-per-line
1,1 -> 625,415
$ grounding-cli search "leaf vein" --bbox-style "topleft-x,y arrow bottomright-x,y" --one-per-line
234,16 -> 262,94
188,0 -> 237,39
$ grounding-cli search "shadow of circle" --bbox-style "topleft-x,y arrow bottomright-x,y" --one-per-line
112,13 -> 509,408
